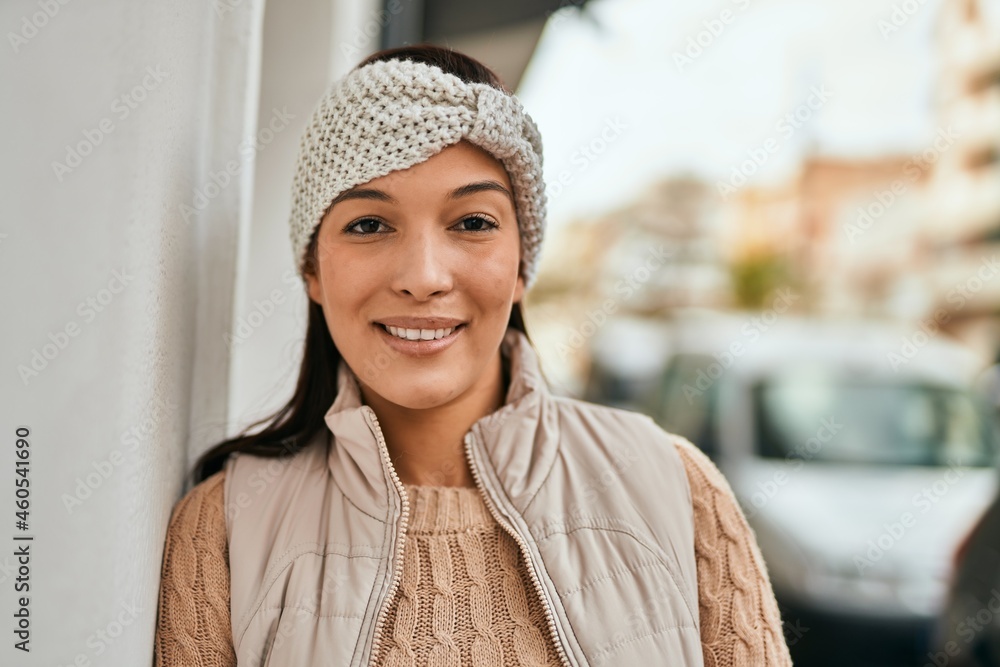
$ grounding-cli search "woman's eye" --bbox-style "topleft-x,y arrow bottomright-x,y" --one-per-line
345,218 -> 386,235
344,215 -> 498,235
456,215 -> 499,232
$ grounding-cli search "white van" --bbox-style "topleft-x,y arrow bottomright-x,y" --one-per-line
586,312 -> 999,665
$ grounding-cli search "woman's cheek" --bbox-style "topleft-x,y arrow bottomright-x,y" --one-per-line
466,247 -> 518,283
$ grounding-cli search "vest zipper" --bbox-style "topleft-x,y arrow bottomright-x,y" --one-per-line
463,430 -> 574,667
363,406 -> 411,667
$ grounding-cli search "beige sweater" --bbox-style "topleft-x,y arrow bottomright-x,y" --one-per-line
153,439 -> 792,666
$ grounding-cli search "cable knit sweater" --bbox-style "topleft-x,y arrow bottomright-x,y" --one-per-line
153,439 -> 792,666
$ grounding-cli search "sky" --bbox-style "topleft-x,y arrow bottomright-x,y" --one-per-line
515,0 -> 944,232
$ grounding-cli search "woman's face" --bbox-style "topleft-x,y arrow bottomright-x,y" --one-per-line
305,139 -> 525,411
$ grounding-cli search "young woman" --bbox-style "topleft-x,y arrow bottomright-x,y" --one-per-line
153,45 -> 792,667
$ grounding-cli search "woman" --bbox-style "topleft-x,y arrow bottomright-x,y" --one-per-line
153,45 -> 792,667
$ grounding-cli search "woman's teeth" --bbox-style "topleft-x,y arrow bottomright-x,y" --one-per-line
383,325 -> 459,341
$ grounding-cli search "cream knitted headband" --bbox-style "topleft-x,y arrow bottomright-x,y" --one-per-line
288,57 -> 547,289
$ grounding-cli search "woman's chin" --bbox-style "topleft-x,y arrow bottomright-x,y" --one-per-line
373,373 -> 464,410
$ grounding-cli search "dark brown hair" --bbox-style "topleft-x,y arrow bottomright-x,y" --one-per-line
191,44 -> 534,485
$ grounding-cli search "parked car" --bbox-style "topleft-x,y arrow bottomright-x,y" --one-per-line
585,312 -> 999,667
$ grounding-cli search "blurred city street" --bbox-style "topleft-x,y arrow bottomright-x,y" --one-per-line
517,0 -> 1000,664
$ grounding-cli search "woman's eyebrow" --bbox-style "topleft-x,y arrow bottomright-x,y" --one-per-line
331,180 -> 513,207
448,180 -> 513,203
331,188 -> 397,205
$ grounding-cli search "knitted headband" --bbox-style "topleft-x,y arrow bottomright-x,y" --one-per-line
288,57 -> 547,289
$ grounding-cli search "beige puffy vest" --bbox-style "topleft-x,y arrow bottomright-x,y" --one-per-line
223,327 -> 703,666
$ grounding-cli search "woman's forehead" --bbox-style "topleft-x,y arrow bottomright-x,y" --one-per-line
352,141 -> 513,192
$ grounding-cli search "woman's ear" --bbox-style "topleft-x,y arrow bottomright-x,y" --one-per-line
300,223 -> 326,305
305,270 -> 322,304
513,273 -> 525,305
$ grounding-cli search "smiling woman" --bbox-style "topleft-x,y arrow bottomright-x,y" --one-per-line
152,44 -> 792,667
305,140 -> 526,488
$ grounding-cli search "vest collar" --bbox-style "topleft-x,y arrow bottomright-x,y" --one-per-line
322,327 -> 558,520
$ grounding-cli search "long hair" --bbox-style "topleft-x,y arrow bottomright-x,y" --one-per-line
191,44 -> 535,485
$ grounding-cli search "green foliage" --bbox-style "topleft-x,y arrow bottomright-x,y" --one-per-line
730,253 -> 795,309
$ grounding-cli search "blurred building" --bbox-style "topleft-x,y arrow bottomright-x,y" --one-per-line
529,158 -> 933,388
525,175 -> 728,393
716,0 -> 1000,335
920,0 -> 1000,359
531,175 -> 730,311
721,155 -> 932,315
526,0 -> 1000,388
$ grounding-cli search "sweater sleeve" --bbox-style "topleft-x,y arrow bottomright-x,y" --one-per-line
153,470 -> 236,667
672,438 -> 793,667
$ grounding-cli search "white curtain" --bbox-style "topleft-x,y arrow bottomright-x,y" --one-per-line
0,0 -> 264,664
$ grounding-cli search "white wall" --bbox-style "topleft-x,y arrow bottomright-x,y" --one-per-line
0,1 -> 263,664
1,0 -> 386,662
228,0 -> 381,436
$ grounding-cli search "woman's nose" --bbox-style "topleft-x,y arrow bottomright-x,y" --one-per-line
389,228 -> 454,299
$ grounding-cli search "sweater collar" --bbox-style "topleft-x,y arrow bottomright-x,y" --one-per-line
322,327 -> 558,520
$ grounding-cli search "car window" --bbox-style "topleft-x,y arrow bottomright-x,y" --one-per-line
582,362 -> 661,414
752,368 -> 996,467
657,354 -> 720,460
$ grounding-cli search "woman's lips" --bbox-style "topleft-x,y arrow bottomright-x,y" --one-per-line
374,322 -> 465,357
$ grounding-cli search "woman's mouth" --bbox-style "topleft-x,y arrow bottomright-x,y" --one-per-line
379,323 -> 464,341
374,322 -> 467,356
